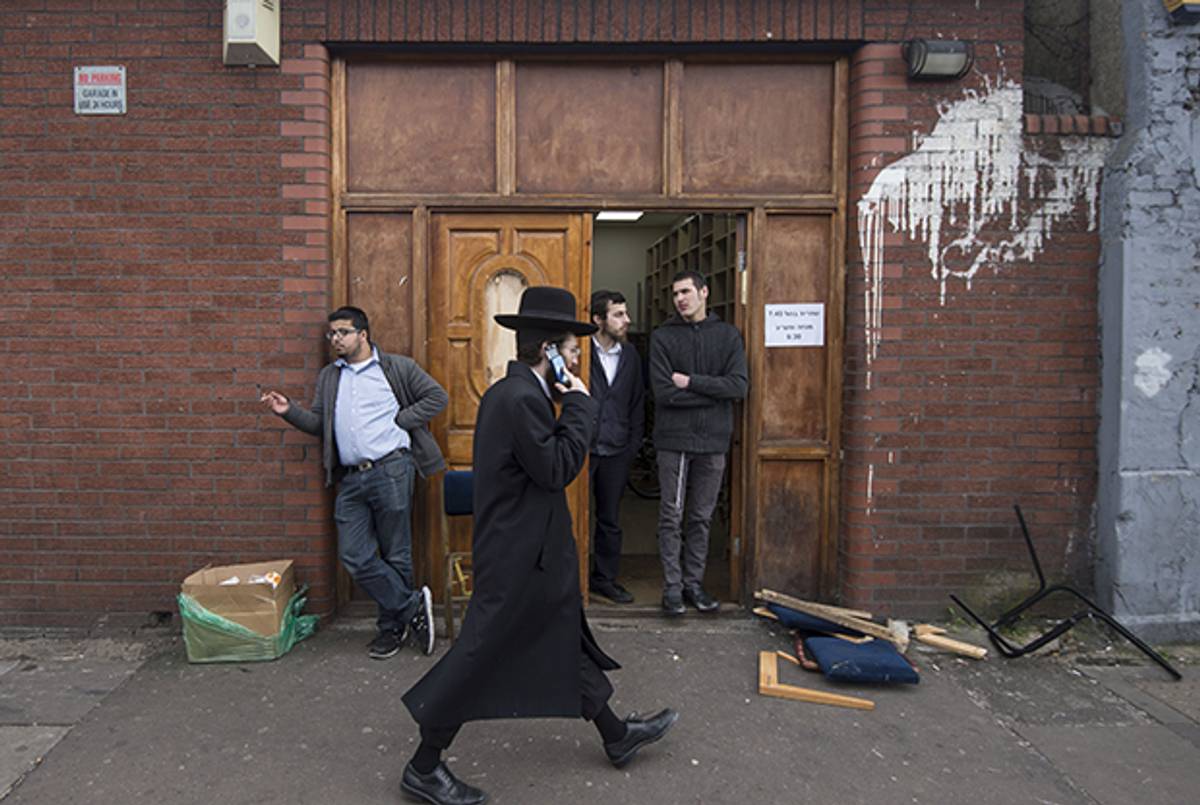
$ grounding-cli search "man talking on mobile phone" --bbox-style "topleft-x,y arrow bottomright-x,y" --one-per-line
399,286 -> 677,805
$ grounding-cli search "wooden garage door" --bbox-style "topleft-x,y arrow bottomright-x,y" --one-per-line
336,56 -> 846,605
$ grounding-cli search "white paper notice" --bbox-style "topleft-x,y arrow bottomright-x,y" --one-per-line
765,303 -> 824,347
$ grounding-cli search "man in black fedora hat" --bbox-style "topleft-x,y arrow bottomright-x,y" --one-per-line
399,286 -> 678,805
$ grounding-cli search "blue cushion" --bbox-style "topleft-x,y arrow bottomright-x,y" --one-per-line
766,602 -> 865,637
803,636 -> 919,684
443,470 -> 474,516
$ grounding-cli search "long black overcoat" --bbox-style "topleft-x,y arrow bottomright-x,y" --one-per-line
403,361 -> 619,727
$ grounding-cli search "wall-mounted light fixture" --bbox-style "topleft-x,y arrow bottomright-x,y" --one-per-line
902,39 -> 973,80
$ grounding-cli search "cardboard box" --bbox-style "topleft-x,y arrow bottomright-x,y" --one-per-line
180,559 -> 295,637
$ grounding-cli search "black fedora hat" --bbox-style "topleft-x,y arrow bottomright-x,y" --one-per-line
494,286 -> 598,335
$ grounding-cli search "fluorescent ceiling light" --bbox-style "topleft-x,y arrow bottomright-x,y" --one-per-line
595,211 -> 644,222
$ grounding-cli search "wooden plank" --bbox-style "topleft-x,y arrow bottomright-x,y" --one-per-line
340,192 -> 841,211
496,60 -> 515,196
757,588 -> 873,621
823,57 -> 849,597
331,56 -> 351,612
913,625 -> 988,659
757,589 -> 906,650
758,652 -> 875,711
664,59 -> 683,196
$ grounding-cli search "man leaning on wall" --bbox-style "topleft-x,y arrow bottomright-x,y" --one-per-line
260,306 -> 448,660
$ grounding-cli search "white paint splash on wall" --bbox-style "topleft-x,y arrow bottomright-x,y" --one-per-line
1134,347 -> 1173,397
856,80 -> 1112,384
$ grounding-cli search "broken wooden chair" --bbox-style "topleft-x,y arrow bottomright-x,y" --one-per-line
950,504 -> 1181,681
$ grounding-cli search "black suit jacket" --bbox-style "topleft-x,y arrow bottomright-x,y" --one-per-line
589,339 -> 645,456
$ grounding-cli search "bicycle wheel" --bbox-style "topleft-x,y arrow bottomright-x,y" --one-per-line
625,441 -> 660,499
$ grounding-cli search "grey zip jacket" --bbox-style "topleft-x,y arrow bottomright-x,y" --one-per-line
649,312 -> 749,454
281,348 -> 448,486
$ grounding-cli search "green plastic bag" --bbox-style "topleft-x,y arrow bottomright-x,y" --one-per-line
178,585 -> 318,663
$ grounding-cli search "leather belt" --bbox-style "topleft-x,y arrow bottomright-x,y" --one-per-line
346,447 -> 409,473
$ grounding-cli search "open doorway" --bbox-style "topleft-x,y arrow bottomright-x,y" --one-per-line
588,211 -> 745,612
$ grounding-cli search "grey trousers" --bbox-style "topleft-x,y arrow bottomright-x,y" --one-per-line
656,449 -> 726,595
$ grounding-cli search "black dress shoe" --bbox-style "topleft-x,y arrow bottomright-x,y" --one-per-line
604,708 -> 679,768
401,761 -> 488,805
683,587 -> 719,613
592,580 -> 635,604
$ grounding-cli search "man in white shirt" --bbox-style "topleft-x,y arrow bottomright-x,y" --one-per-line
587,290 -> 645,604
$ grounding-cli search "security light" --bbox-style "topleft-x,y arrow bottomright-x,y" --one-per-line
902,39 -> 973,80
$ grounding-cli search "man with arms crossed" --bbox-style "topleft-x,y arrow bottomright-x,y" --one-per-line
587,289 -> 644,604
261,306 -> 447,659
649,271 -> 749,617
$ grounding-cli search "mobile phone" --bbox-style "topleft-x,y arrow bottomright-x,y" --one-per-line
545,344 -> 570,385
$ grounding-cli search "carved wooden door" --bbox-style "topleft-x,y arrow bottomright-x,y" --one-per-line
429,212 -> 593,594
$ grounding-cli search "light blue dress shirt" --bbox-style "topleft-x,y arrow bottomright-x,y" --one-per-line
334,348 -> 411,466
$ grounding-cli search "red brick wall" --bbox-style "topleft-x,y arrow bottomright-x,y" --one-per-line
0,3 -> 335,627
1,0 -> 1101,626
843,37 -> 1103,615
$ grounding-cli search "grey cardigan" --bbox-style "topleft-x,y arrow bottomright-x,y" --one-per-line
281,348 -> 448,486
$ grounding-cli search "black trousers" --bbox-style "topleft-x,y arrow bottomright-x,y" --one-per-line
419,649 -> 614,751
589,449 -> 635,586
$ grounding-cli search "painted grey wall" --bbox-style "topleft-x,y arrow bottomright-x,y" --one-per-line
1097,0 -> 1200,641
1090,0 -> 1125,117
1025,0 -> 1090,101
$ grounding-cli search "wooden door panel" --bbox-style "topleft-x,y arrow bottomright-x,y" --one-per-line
515,62 -> 664,194
342,212 -> 416,605
431,212 -> 592,592
681,63 -> 835,195
755,460 -> 824,596
746,211 -> 839,601
760,214 -> 831,443
347,213 -> 414,355
345,62 -> 496,193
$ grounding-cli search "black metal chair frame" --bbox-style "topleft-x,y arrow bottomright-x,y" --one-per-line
950,504 -> 1181,681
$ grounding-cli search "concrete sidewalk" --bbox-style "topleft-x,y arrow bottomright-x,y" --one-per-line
2,616 -> 1196,804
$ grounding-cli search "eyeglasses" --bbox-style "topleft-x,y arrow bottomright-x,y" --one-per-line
325,327 -> 359,341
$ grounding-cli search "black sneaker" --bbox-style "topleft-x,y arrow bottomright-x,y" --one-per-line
661,592 -> 685,617
368,628 -> 404,660
592,580 -> 635,604
409,585 -> 435,655
683,587 -> 719,613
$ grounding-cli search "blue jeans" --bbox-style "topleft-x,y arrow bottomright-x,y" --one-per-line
334,450 -> 420,633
